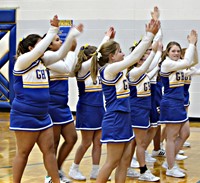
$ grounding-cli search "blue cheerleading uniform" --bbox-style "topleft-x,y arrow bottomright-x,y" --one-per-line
159,42 -> 198,124
150,76 -> 162,125
159,59 -> 188,124
128,73 -> 151,129
75,71 -> 105,130
184,74 -> 191,107
128,49 -> 159,128
146,50 -> 163,126
100,68 -> 134,143
42,28 -> 82,125
183,65 -> 200,107
48,69 -> 74,125
10,59 -> 53,131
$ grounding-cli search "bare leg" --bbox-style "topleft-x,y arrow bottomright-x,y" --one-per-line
153,126 -> 161,151
37,127 -> 60,183
53,125 -> 62,155
74,130 -> 94,164
57,122 -> 77,169
115,141 -> 132,183
165,124 -> 182,169
134,128 -> 147,167
96,143 -> 127,183
129,138 -> 136,166
160,125 -> 166,146
175,121 -> 190,154
144,126 -> 158,150
91,130 -> 102,165
13,131 -> 39,183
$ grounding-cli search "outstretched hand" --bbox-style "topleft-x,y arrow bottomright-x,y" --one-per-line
146,19 -> 160,35
151,6 -> 160,20
76,23 -> 84,33
105,27 -> 116,39
187,30 -> 198,45
50,15 -> 59,27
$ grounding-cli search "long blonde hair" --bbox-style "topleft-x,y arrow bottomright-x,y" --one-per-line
74,45 -> 97,76
90,40 -> 119,82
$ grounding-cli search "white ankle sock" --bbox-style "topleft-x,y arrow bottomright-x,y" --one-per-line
72,163 -> 79,169
92,164 -> 99,172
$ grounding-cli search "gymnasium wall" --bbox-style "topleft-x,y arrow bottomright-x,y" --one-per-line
1,0 -> 200,117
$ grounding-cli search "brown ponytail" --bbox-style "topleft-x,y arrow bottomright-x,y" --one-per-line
74,45 -> 97,76
91,52 -> 98,83
16,34 -> 41,59
90,40 -> 120,82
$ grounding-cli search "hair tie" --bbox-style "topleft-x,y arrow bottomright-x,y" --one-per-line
19,37 -> 25,42
80,43 -> 89,50
90,51 -> 97,56
133,41 -> 138,47
97,51 -> 102,61
90,51 -> 102,61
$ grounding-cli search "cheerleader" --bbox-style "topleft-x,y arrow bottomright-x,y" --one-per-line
68,27 -> 115,181
90,19 -> 160,183
42,24 -> 83,183
10,15 -> 64,183
159,30 -> 198,178
127,41 -> 160,182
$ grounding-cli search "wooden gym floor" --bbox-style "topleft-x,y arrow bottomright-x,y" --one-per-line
0,111 -> 200,183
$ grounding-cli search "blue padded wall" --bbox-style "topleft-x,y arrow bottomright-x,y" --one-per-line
0,9 -> 16,109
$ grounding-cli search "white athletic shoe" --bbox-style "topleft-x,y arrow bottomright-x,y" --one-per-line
178,150 -> 185,155
166,165 -> 185,178
127,168 -> 140,178
130,157 -> 140,168
44,176 -> 52,183
59,170 -> 71,183
160,142 -> 165,150
145,151 -> 157,163
162,161 -> 186,173
90,169 -> 111,180
183,141 -> 191,147
60,180 -> 67,183
44,176 -> 66,183
68,167 -> 86,180
162,161 -> 168,169
151,149 -> 166,157
138,170 -> 160,182
90,169 -> 98,179
176,154 -> 188,161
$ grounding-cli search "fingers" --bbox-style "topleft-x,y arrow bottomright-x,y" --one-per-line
105,26 -> 116,39
50,15 -> 59,27
76,24 -> 84,32
151,6 -> 160,20
146,19 -> 160,35
188,29 -> 198,45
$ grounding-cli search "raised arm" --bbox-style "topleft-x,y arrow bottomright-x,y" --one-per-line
129,51 -> 156,80
79,27 -> 116,76
42,24 -> 83,66
148,41 -> 163,72
147,65 -> 160,80
189,47 -> 199,66
97,27 -> 115,51
15,15 -> 59,70
162,30 -> 198,72
151,6 -> 160,21
105,19 -> 160,77
46,51 -> 77,74
151,6 -> 163,43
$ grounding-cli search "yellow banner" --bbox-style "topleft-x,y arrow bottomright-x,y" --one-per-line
59,20 -> 73,26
